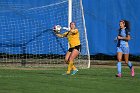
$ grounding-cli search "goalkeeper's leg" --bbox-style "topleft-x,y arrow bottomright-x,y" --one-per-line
65,51 -> 76,74
64,51 -> 72,74
64,47 -> 80,75
68,49 -> 79,75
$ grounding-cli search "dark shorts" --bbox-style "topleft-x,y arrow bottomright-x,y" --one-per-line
68,45 -> 81,52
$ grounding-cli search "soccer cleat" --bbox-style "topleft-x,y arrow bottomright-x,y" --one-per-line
131,67 -> 135,77
116,73 -> 122,77
62,73 -> 70,75
62,71 -> 71,75
71,69 -> 78,75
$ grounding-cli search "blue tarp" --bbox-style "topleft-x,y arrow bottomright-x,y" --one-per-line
0,0 -> 140,55
83,0 -> 140,55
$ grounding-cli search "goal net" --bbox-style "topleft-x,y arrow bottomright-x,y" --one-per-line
0,0 -> 90,68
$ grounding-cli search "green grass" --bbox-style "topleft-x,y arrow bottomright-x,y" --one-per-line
0,66 -> 140,93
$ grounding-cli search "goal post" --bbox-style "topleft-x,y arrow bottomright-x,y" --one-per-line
0,0 -> 90,68
79,0 -> 91,68
68,0 -> 72,28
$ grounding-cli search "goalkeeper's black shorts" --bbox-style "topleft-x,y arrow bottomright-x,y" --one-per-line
68,45 -> 81,52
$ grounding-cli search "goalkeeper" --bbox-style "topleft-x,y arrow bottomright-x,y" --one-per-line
55,22 -> 81,75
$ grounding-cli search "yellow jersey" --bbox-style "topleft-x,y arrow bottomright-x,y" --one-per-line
63,29 -> 80,48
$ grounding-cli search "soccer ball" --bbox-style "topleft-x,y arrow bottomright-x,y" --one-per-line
53,25 -> 61,33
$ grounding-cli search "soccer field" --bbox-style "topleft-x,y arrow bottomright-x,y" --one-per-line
0,66 -> 140,93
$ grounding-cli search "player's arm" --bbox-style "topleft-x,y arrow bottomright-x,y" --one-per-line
117,30 -> 131,40
118,35 -> 131,40
55,32 -> 68,38
55,33 -> 64,38
124,35 -> 131,40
